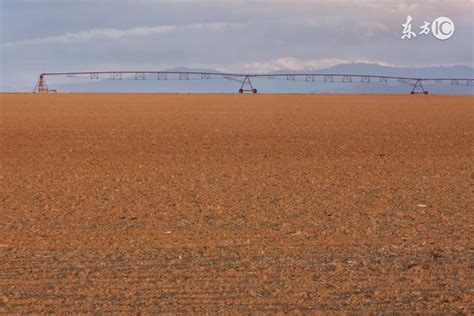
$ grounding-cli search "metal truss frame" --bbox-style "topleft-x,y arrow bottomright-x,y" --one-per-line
34,70 -> 474,94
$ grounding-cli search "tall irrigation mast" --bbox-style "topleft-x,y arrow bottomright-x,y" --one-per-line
34,74 -> 51,93
34,71 -> 474,94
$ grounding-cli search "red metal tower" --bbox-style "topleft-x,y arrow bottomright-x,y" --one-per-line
34,74 -> 50,93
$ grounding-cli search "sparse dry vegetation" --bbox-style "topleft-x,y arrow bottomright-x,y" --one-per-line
1,93 -> 472,313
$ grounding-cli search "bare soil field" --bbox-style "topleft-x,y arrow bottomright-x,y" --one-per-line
0,93 -> 473,313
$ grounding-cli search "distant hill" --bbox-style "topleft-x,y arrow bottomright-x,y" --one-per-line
271,63 -> 473,78
52,63 -> 474,94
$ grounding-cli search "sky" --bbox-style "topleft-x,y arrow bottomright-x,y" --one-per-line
1,0 -> 473,90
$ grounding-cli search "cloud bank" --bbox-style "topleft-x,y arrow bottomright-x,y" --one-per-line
241,57 -> 397,73
3,22 -> 240,47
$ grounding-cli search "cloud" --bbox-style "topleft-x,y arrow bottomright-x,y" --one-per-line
356,21 -> 390,39
240,57 -> 394,72
3,22 -> 240,47
242,57 -> 346,72
240,57 -> 398,72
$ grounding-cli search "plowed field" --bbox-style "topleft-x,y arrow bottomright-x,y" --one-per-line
1,94 -> 473,313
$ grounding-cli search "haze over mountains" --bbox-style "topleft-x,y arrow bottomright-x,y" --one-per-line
35,63 -> 474,94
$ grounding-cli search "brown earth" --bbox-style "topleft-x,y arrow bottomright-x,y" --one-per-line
0,93 -> 473,313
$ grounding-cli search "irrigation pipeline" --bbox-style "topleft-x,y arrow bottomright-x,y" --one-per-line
34,71 -> 474,94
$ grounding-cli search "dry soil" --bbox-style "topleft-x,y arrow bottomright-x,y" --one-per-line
0,94 -> 473,313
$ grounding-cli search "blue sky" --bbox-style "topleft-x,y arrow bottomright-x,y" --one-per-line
1,0 -> 473,90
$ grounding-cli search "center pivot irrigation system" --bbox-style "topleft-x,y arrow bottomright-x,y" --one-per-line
34,71 -> 474,94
